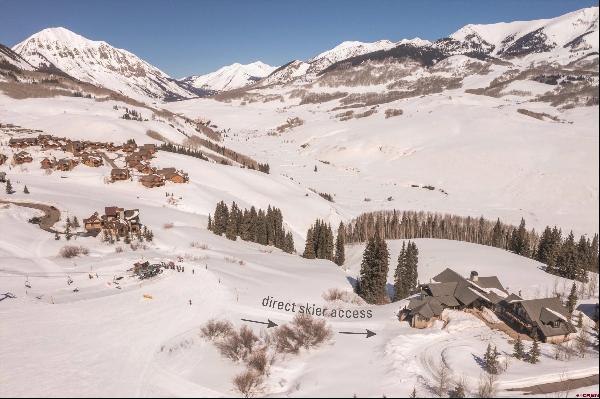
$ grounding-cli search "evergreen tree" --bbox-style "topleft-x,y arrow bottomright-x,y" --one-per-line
513,335 -> 525,360
303,228 -> 316,259
54,232 -> 60,240
72,216 -> 80,228
393,242 -> 407,301
357,233 -> 389,304
334,222 -> 346,266
256,209 -> 268,245
577,312 -> 583,328
491,218 -> 503,248
510,218 -> 530,256
557,232 -> 580,280
409,387 -> 417,398
65,223 -> 72,240
212,201 -> 229,236
566,282 -> 578,315
207,214 -> 212,231
225,202 -> 239,240
5,179 -> 14,194
484,344 -> 499,374
283,232 -> 295,254
23,185 -> 29,194
528,339 -> 540,364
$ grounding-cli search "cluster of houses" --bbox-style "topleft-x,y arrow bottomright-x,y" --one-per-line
8,134 -> 106,170
83,206 -> 142,237
401,268 -> 577,343
5,134 -> 189,187
111,142 -> 188,187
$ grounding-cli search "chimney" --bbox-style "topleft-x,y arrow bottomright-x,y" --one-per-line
470,271 -> 479,282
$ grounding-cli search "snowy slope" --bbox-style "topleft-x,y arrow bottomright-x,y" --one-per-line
307,40 -> 399,73
0,43 -> 35,72
12,27 -> 193,102
180,61 -> 276,92
448,6 -> 598,61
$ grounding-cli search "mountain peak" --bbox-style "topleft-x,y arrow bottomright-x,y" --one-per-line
180,61 -> 276,92
12,27 -> 193,102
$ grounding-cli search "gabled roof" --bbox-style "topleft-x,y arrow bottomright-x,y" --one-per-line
518,297 -> 576,338
427,282 -> 458,297
432,268 -> 464,283
408,296 -> 445,319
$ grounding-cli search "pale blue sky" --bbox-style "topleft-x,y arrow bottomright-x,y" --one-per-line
0,0 -> 596,77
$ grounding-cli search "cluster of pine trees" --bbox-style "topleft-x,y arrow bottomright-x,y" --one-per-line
344,210 -> 598,282
191,136 -> 270,174
121,108 -> 143,121
159,142 -> 209,161
536,227 -> 597,282
302,220 -> 346,266
356,233 -> 389,304
208,201 -> 294,253
393,241 -> 419,301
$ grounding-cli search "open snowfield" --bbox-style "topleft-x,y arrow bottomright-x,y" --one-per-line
1,83 -> 598,398
1,6 -> 599,395
166,82 -> 599,237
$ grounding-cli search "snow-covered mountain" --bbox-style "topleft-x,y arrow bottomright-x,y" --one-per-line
0,43 -> 35,72
307,40 -> 399,73
180,61 -> 276,92
443,5 -> 598,60
12,27 -> 193,102
261,7 -> 598,87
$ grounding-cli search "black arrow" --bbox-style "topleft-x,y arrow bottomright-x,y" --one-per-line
241,318 -> 278,328
338,329 -> 376,338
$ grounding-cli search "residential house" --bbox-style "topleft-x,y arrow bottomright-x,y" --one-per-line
55,158 -> 78,171
110,168 -> 130,182
139,174 -> 165,188
496,296 -> 576,343
82,154 -> 103,167
83,212 -> 103,232
121,142 -> 137,153
40,157 -> 56,169
125,153 -> 144,167
157,167 -> 188,183
13,151 -> 33,164
139,143 -> 157,154
402,268 -> 509,328
133,162 -> 153,174
65,140 -> 86,155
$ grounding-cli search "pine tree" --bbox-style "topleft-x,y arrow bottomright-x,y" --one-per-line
577,312 -> 583,328
54,232 -> 60,240
483,344 -> 499,374
72,216 -> 80,228
212,201 -> 229,236
334,222 -> 346,266
207,214 -> 212,231
23,185 -> 29,194
283,232 -> 295,254
491,218 -> 503,248
409,387 -> 417,398
510,218 -> 530,256
225,204 -> 238,241
393,242 -> 407,301
528,339 -> 540,364
303,228 -> 316,259
558,232 -> 579,280
357,233 -> 389,304
513,335 -> 525,360
566,282 -> 578,315
5,179 -> 14,194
